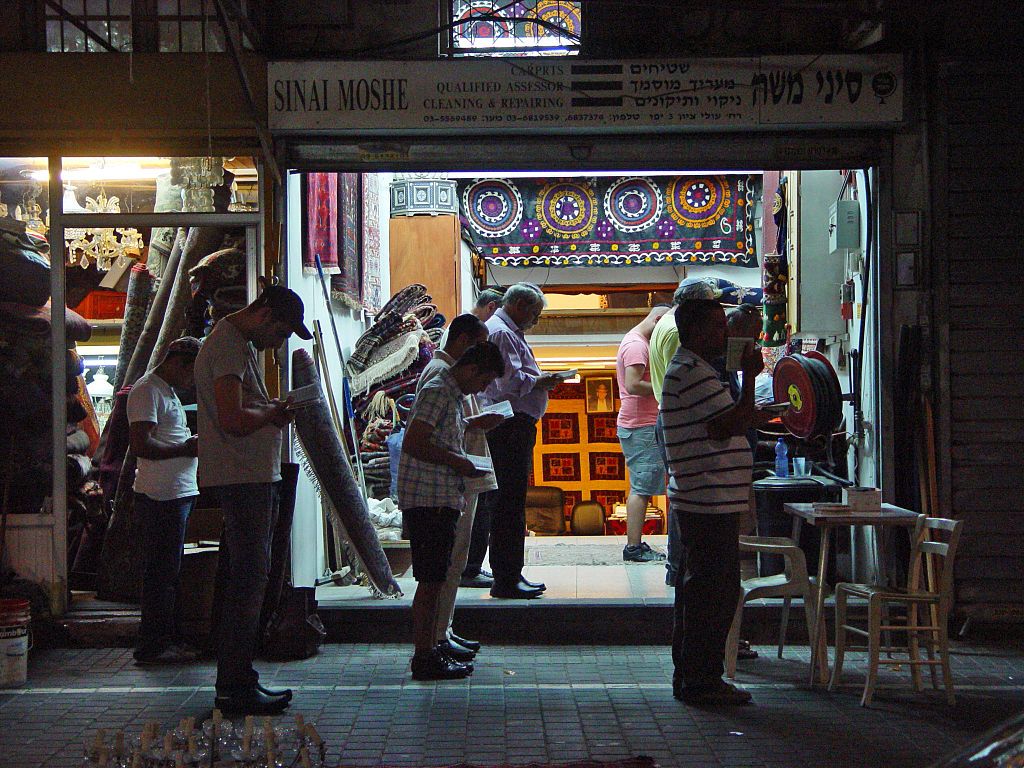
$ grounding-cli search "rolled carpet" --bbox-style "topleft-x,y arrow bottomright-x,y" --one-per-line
291,348 -> 401,598
112,264 -> 154,390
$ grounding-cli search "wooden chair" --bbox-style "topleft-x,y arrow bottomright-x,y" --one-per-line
829,514 -> 963,706
725,535 -> 818,679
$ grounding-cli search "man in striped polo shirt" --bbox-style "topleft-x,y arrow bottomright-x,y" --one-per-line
661,298 -> 772,706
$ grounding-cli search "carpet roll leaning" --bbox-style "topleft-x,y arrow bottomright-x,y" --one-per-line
291,348 -> 402,598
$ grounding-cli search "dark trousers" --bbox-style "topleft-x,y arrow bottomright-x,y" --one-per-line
210,482 -> 280,692
484,413 -> 536,587
672,508 -> 741,690
135,492 -> 196,657
655,411 -> 681,582
463,490 -> 492,578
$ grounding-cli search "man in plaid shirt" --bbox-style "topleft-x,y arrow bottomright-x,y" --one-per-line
399,341 -> 505,680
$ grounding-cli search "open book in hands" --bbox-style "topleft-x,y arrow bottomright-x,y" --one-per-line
478,400 -> 514,419
468,455 -> 494,473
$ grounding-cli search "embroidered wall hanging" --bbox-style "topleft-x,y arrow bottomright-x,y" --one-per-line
549,381 -> 584,400
592,489 -> 627,516
361,174 -> 384,312
587,413 -> 619,443
562,490 -> 582,520
460,174 -> 759,269
330,173 -> 363,309
542,453 -> 582,483
541,412 -> 580,444
590,452 -> 626,481
304,173 -> 339,275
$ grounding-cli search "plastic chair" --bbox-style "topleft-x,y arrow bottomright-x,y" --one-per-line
725,535 -> 818,679
570,501 -> 606,536
829,514 -> 963,706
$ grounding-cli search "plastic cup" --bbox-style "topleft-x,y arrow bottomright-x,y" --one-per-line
725,337 -> 751,372
792,457 -> 809,476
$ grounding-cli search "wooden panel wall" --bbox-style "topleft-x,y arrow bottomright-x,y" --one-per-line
938,61 -> 1024,618
389,215 -> 461,323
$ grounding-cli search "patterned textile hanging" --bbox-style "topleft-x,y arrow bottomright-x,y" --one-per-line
304,173 -> 339,275
460,174 -> 759,269
762,178 -> 790,347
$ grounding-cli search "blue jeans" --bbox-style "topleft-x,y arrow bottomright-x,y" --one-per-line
135,493 -> 196,658
211,482 -> 280,692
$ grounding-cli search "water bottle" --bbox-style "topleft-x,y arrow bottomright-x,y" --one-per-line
775,438 -> 789,478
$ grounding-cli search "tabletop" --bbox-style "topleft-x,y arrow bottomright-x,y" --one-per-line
783,502 -> 921,527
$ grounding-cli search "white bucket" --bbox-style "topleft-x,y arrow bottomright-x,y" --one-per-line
0,599 -> 31,688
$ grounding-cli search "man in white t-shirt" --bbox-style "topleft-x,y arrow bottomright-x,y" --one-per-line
128,336 -> 202,665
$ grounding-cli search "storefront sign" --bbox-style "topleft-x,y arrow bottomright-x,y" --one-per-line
268,54 -> 903,133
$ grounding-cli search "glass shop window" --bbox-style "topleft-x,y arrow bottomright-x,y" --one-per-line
46,0 -> 133,52
57,156 -> 260,217
445,0 -> 581,57
156,0 -> 224,52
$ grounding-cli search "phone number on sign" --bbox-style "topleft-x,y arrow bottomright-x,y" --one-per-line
422,115 -> 479,123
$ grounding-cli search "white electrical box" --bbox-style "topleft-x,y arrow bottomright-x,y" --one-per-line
787,171 -> 849,338
829,199 -> 860,253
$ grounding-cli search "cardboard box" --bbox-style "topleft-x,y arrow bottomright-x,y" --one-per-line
842,486 -> 882,511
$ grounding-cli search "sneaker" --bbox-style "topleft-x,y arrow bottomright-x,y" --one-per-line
411,648 -> 473,681
677,680 -> 752,706
623,542 -> 667,562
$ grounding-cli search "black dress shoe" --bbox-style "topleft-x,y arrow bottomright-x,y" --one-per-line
214,687 -> 290,715
440,639 -> 476,663
490,582 -> 543,599
519,577 -> 546,591
449,633 -> 480,653
411,648 -> 472,681
459,573 -> 494,588
257,683 -> 293,701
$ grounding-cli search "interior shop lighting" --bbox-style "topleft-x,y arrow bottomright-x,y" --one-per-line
26,158 -> 171,183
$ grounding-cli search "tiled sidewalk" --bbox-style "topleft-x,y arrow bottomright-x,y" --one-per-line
2,641 -> 1022,768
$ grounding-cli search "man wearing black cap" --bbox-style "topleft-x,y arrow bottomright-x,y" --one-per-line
194,283 -> 312,714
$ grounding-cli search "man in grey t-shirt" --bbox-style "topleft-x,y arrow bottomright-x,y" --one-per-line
195,284 -> 311,715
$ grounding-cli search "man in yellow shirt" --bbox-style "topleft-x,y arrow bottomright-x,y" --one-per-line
650,277 -> 722,585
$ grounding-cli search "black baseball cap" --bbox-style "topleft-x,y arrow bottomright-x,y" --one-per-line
256,285 -> 313,340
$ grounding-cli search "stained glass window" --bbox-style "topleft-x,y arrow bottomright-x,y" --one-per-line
447,1 -> 581,56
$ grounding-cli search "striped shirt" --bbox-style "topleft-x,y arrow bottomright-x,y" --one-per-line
661,347 -> 753,514
397,366 -> 467,511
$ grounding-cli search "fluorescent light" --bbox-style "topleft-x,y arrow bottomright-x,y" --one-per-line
28,165 -> 168,182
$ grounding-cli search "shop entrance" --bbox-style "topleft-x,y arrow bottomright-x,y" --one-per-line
279,153 -> 886,612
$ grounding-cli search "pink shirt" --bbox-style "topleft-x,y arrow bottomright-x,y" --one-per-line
616,329 -> 659,428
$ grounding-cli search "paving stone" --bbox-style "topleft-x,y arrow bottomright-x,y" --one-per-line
1,641 -> 1021,767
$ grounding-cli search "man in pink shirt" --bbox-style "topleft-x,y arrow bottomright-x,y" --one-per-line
616,304 -> 672,562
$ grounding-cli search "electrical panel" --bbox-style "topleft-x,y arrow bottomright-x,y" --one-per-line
787,171 -> 849,339
829,199 -> 860,253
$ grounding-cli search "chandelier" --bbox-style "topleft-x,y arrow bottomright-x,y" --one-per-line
170,157 -> 225,212
64,189 -> 144,271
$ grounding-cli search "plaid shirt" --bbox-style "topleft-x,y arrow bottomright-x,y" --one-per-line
397,366 -> 467,511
